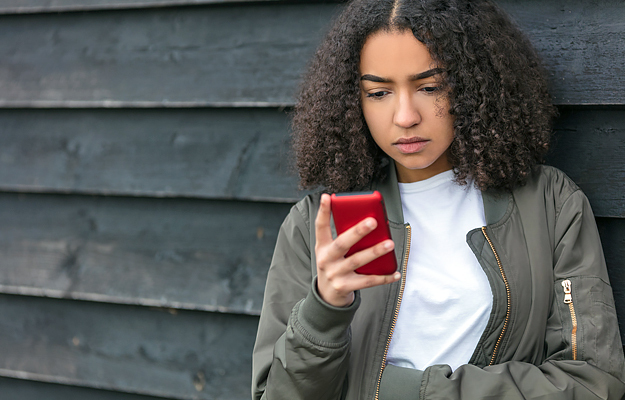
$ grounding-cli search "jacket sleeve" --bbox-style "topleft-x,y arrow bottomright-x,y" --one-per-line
251,198 -> 360,400
379,189 -> 625,400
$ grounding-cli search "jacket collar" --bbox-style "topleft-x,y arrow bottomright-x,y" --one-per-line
373,160 -> 511,226
482,189 -> 512,225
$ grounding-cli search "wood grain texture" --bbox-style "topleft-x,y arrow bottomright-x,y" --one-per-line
0,3 -> 337,107
1,190 -> 625,328
0,0 -> 292,15
0,0 -> 623,106
0,108 -> 303,202
547,107 -> 625,218
0,1 -> 621,398
500,0 -> 625,105
0,192 -> 291,315
0,107 -> 623,216
0,294 -> 257,400
0,377 -> 174,400
597,217 -> 625,346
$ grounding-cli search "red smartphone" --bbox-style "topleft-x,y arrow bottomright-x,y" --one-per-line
330,190 -> 397,275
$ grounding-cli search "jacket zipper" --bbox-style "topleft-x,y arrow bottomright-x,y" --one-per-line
481,227 -> 511,366
374,224 -> 411,400
561,279 -> 578,360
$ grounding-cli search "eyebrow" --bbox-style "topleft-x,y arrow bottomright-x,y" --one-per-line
360,67 -> 444,83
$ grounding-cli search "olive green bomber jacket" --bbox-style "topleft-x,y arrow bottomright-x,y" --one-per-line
252,164 -> 625,400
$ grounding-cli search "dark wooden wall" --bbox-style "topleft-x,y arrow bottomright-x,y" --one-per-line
0,1 -> 623,399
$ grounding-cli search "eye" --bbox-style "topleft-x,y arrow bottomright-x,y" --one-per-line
366,91 -> 389,99
420,86 -> 440,94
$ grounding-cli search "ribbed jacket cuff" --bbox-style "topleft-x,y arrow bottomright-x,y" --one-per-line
295,278 -> 361,345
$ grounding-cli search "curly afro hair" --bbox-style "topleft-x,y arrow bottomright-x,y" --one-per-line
292,0 -> 557,192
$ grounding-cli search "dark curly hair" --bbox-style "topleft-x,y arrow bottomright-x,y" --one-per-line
292,0 -> 557,192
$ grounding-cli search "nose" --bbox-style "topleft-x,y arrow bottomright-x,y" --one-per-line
393,91 -> 421,129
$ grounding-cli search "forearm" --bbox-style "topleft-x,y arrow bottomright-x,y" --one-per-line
259,286 -> 360,400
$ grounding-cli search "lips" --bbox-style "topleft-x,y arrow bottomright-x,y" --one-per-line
393,137 -> 430,154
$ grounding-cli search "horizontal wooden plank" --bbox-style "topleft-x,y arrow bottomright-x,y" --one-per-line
547,107 -> 625,218
2,191 -> 625,322
502,0 -> 625,105
0,0 -> 292,15
0,3 -> 336,107
0,192 -> 292,315
0,0 -> 623,106
0,377 -> 174,400
0,107 -> 623,216
0,108 -> 304,202
0,294 -> 257,400
597,217 -> 625,346
0,100 -> 292,109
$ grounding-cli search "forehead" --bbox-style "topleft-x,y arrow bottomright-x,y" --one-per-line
359,30 -> 437,76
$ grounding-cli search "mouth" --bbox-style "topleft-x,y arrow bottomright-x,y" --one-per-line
393,137 -> 430,154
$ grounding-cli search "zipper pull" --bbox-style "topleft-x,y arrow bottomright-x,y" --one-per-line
562,279 -> 572,304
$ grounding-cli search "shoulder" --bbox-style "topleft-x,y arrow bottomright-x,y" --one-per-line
515,165 -> 581,203
524,165 -> 580,199
512,165 -> 592,223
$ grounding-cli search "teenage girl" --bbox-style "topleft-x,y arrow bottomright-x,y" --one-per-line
252,0 -> 625,399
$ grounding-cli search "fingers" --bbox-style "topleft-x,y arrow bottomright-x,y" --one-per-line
318,238 -> 399,299
346,239 -> 395,271
327,217 -> 378,260
348,269 -> 402,291
319,263 -> 401,307
316,194 -> 378,257
314,193 -> 400,307
314,194 -> 334,246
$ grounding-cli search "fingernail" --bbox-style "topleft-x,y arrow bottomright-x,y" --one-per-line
394,272 -> 401,280
384,241 -> 394,250
365,219 -> 375,228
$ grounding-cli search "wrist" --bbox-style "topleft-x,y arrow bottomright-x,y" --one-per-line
291,278 -> 361,345
316,279 -> 355,308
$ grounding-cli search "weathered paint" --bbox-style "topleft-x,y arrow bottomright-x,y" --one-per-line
0,1 -> 623,106
0,1 -> 623,399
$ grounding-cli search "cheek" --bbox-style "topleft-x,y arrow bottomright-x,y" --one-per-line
362,110 -> 386,148
362,103 -> 389,137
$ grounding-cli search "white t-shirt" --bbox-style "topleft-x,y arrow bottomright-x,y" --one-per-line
386,170 -> 493,371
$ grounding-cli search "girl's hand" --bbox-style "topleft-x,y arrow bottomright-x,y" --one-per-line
315,194 -> 401,307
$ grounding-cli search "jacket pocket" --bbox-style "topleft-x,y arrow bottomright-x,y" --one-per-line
553,277 -> 625,380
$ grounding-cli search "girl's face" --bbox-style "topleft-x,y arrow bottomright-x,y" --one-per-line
360,30 -> 455,183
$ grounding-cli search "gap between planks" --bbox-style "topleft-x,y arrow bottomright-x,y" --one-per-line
0,369 -> 186,400
0,285 -> 262,316
0,101 -> 623,109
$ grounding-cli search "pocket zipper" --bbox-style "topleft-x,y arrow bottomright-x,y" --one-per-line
561,279 -> 578,360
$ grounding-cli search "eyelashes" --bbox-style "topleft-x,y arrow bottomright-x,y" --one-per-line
366,91 -> 389,99
364,86 -> 441,100
421,86 -> 440,93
